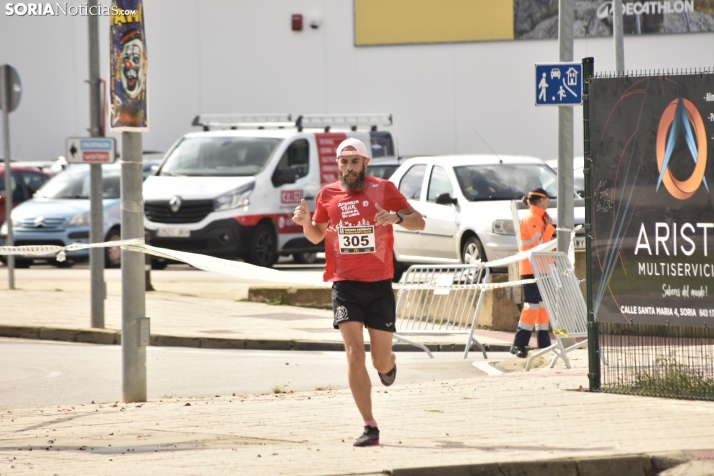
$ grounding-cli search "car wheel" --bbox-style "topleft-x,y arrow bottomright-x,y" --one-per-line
105,228 -> 122,268
293,252 -> 317,265
13,259 -> 32,269
248,223 -> 277,268
151,258 -> 168,270
462,236 -> 486,265
54,259 -> 75,268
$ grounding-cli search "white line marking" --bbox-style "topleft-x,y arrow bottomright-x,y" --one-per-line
472,361 -> 502,376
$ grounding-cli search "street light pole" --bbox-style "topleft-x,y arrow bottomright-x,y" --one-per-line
613,0 -> 625,73
87,0 -> 106,328
557,0 -> 575,253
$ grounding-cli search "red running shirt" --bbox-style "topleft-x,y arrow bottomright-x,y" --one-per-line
313,176 -> 409,282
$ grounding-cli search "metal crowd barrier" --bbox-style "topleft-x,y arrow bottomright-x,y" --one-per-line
525,251 -> 588,370
393,264 -> 490,359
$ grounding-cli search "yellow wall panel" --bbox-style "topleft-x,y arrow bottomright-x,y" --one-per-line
354,0 -> 514,46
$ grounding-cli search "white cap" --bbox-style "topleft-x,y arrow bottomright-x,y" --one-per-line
336,138 -> 368,158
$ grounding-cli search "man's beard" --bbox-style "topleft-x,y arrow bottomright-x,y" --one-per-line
339,169 -> 366,192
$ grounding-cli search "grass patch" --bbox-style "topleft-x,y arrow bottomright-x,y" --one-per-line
271,385 -> 285,394
54,288 -> 63,292
424,409 -> 443,413
606,356 -> 714,400
268,295 -> 287,306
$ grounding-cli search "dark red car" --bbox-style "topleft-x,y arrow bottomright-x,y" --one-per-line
0,165 -> 52,226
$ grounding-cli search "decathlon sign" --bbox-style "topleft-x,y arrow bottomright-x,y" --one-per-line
597,0 -> 695,18
65,137 -> 117,164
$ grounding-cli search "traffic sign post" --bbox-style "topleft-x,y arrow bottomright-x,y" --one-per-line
66,137 -> 117,164
535,63 -> 583,106
1,64 -> 21,290
0,64 -> 22,113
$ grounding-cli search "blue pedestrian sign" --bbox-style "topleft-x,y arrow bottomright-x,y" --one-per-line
535,63 -> 582,106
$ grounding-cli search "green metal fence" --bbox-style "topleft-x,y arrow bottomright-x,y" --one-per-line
600,323 -> 714,401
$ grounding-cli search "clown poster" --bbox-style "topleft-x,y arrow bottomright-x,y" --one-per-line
109,0 -> 148,131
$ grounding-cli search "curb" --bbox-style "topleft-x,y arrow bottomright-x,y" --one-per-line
0,324 -> 515,353
386,451 -> 692,476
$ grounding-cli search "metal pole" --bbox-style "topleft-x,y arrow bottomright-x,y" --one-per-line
121,131 -> 146,402
88,0 -> 105,328
613,0 -> 625,73
1,65 -> 15,289
557,0 -> 574,253
582,56 -> 600,391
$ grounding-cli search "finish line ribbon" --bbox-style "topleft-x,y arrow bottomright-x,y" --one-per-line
0,225 -> 582,290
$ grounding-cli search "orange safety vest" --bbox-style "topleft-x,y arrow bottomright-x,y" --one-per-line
519,205 -> 555,276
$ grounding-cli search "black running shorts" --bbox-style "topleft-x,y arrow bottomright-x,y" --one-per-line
331,279 -> 396,332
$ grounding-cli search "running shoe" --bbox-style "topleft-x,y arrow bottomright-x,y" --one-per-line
353,425 -> 380,447
378,364 -> 397,387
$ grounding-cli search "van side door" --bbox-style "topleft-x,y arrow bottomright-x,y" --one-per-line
271,138 -> 318,229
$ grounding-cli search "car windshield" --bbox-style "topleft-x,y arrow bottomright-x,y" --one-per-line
454,164 -> 557,201
35,170 -> 121,199
366,164 -> 400,179
159,137 -> 283,177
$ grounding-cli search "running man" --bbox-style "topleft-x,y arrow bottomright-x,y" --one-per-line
292,137 -> 424,447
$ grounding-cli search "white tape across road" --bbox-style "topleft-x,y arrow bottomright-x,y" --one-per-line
0,226 -> 580,290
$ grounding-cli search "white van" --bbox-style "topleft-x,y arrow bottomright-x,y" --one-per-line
143,113 -> 395,268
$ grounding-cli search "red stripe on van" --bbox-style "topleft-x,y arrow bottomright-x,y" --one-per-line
234,213 -> 304,234
315,132 -> 346,185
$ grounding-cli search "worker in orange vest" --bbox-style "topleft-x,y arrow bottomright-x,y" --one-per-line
510,188 -> 555,358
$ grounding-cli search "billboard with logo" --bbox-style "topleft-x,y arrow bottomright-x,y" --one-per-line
515,0 -> 714,40
109,0 -> 148,131
589,72 -> 714,327
354,0 -> 714,45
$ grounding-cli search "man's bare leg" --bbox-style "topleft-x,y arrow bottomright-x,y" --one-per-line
339,321 -> 373,421
367,327 -> 396,374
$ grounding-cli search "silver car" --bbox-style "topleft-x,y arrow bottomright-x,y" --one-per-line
0,164 -> 123,268
388,155 -> 584,279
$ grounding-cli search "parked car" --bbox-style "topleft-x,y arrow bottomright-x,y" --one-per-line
0,164 -> 124,268
388,155 -> 585,280
545,158 -> 585,198
141,151 -> 165,180
0,165 -> 51,226
366,157 -> 404,180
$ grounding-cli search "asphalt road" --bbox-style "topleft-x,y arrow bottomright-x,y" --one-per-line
0,338 -> 510,410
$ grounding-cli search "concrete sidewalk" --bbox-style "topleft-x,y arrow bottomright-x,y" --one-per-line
0,276 -> 522,352
1,348 -> 712,475
1,270 -> 713,475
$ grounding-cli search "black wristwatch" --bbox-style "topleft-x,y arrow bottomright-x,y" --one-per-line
395,212 -> 404,225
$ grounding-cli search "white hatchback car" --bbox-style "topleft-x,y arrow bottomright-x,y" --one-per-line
388,155 -> 584,278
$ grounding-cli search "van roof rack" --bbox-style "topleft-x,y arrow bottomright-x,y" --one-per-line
192,113 -> 293,131
295,113 -> 392,132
